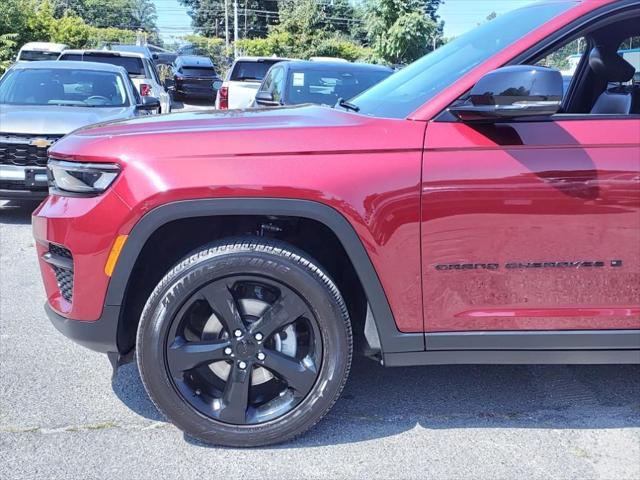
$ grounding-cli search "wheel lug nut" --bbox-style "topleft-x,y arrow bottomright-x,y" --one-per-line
257,352 -> 266,361
234,329 -> 243,337
238,361 -> 247,369
224,347 -> 232,355
254,332 -> 263,341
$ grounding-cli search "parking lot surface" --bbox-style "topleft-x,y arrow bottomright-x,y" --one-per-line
1,199 -> 639,480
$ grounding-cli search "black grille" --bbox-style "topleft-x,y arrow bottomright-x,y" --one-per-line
0,134 -> 61,167
48,244 -> 74,302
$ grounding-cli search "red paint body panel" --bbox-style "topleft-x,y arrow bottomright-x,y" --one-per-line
32,0 -> 640,338
421,120 -> 640,331
36,107 -> 426,330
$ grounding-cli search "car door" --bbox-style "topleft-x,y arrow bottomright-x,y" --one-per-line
421,36 -> 640,334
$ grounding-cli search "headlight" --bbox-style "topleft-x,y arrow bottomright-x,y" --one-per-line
48,159 -> 121,196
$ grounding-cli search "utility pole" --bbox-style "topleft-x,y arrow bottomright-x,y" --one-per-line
224,0 -> 229,51
233,0 -> 239,58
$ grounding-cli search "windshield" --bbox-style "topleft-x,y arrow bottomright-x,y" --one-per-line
59,53 -> 146,77
350,2 -> 575,119
18,50 -> 60,61
0,68 -> 130,107
288,68 -> 392,106
231,60 -> 281,81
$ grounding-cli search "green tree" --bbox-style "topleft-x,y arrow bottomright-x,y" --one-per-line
0,33 -> 18,71
365,0 -> 439,64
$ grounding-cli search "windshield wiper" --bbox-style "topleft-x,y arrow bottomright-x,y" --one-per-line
337,98 -> 360,112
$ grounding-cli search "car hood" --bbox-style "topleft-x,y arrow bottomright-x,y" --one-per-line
0,104 -> 134,136
49,104 -> 422,163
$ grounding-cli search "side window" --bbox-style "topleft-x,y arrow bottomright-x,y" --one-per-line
270,68 -> 284,102
259,69 -> 274,93
618,36 -> 640,84
535,37 -> 587,98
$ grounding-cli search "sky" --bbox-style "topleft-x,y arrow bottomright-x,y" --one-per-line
152,0 -> 537,44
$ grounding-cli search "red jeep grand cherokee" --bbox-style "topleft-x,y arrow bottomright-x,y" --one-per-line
33,0 -> 640,446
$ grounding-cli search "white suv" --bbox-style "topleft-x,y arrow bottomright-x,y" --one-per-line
216,56 -> 290,109
58,49 -> 171,113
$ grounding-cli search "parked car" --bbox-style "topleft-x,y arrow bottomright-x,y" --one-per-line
16,42 -> 67,62
252,60 -> 393,108
0,61 -> 158,199
34,0 -> 639,448
171,55 -> 222,101
215,56 -> 290,109
58,49 -> 171,113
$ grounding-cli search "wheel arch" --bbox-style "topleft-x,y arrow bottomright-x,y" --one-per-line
106,198 -> 424,356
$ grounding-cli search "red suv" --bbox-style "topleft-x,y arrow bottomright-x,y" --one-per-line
33,0 -> 639,447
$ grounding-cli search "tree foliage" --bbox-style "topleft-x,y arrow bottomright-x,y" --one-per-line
364,0 -> 440,65
0,0 -> 141,71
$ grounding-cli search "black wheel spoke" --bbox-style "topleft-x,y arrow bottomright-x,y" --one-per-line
218,363 -> 252,424
262,350 -> 317,395
167,338 -> 230,377
201,282 -> 245,333
250,293 -> 309,338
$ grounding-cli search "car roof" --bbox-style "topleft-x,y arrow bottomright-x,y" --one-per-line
279,60 -> 393,72
11,60 -> 127,74
20,42 -> 67,51
175,55 -> 214,67
60,49 -> 146,59
108,45 -> 152,57
234,56 -> 291,63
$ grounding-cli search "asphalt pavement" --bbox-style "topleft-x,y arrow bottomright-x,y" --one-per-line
1,189 -> 639,477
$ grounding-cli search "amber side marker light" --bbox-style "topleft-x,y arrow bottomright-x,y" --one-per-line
105,235 -> 128,277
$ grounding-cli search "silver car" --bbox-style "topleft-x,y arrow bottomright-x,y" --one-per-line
0,60 -> 159,200
58,49 -> 171,113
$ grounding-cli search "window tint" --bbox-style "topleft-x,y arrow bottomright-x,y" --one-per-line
0,69 -> 129,107
60,53 -> 146,76
535,37 -> 587,97
271,68 -> 285,102
618,36 -> 640,83
58,53 -> 82,62
230,61 -> 281,81
181,67 -> 217,77
350,2 -> 573,118
287,68 -> 391,106
19,50 -> 60,61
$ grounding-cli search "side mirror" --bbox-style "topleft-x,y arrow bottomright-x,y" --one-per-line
255,90 -> 279,106
450,65 -> 563,122
212,80 -> 223,90
152,53 -> 159,60
137,96 -> 161,110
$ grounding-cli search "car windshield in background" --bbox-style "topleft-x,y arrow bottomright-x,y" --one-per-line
181,67 -> 217,77
0,68 -> 129,107
60,53 -> 146,77
231,61 -> 280,81
19,50 -> 60,61
288,68 -> 392,106
350,2 -> 574,119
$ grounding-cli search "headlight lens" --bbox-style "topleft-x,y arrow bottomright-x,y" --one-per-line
48,159 -> 121,195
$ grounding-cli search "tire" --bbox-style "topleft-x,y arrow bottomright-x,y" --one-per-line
136,237 -> 352,447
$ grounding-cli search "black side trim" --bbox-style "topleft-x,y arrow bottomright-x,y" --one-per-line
385,349 -> 640,366
105,198 -> 424,354
425,330 -> 640,351
45,303 -> 119,353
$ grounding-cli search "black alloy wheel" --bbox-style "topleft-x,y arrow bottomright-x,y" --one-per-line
137,238 -> 352,446
165,275 -> 323,425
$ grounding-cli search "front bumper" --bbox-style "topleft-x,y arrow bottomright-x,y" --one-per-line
45,303 -> 120,353
0,165 -> 48,199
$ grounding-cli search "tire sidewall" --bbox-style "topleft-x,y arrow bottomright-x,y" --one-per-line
137,244 -> 351,447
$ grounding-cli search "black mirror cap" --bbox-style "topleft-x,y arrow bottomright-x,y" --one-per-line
450,65 -> 563,122
138,96 -> 161,110
255,91 -> 278,106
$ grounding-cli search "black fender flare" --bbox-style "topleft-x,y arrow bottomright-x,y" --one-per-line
106,198 -> 424,354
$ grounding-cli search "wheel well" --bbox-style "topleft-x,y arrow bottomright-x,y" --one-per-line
117,215 -> 369,355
